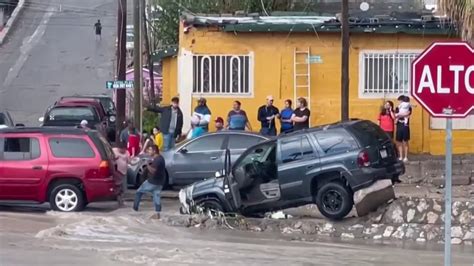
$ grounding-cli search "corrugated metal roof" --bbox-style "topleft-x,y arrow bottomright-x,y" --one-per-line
183,13 -> 455,35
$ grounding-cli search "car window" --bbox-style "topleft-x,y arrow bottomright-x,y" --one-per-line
349,120 -> 390,147
185,135 -> 225,152
280,137 -> 302,163
313,130 -> 358,155
49,138 -> 95,158
47,107 -> 97,121
1,137 -> 40,160
301,136 -> 315,157
0,113 -> 6,125
100,98 -> 116,113
227,135 -> 266,150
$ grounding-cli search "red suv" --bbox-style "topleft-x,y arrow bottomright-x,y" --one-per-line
0,127 -> 120,212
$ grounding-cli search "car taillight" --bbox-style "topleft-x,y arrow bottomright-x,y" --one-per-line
99,160 -> 111,178
357,150 -> 371,167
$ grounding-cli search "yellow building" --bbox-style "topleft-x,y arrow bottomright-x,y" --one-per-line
153,14 -> 474,155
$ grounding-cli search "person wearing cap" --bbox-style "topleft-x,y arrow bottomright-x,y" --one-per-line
227,100 -> 252,131
192,97 -> 212,132
215,117 -> 224,131
257,95 -> 279,136
146,97 -> 183,151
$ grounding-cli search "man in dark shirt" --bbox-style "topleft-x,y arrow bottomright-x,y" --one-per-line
257,95 -> 279,136
94,19 -> 102,41
133,145 -> 166,219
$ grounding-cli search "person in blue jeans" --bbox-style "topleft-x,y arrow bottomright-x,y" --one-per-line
279,99 -> 294,134
133,145 -> 166,219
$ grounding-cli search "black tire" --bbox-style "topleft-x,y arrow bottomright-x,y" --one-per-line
315,181 -> 353,220
49,183 -> 85,212
195,198 -> 224,214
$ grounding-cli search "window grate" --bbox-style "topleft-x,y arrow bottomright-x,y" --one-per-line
192,55 -> 251,95
361,52 -> 418,96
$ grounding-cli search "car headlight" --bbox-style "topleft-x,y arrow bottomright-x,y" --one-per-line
109,116 -> 116,123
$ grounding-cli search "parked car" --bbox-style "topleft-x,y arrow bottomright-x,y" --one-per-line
41,99 -> 108,137
127,131 -> 270,188
0,127 -> 120,212
0,109 -> 24,128
58,95 -> 117,141
0,110 -> 14,128
179,120 -> 405,220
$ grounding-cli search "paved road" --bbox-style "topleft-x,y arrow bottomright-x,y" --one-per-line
0,0 -> 116,125
1,200 -> 473,266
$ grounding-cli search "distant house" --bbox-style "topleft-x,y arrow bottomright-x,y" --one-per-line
153,13 -> 473,155
124,67 -> 162,117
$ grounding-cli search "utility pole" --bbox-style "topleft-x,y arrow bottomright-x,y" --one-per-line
133,0 -> 142,131
116,0 -> 127,141
143,0 -> 156,106
341,0 -> 350,121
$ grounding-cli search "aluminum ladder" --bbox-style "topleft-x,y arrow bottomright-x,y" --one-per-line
293,47 -> 311,126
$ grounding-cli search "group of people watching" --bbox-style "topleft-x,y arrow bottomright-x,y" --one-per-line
143,95 -> 312,152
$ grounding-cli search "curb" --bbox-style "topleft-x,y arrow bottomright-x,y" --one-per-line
0,0 -> 25,45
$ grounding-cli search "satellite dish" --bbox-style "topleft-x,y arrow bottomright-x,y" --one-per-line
360,2 -> 370,12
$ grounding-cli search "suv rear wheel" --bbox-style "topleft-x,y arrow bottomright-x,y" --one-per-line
50,184 -> 85,212
315,181 -> 353,220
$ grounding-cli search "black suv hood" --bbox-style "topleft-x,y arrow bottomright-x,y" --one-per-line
191,177 -> 224,195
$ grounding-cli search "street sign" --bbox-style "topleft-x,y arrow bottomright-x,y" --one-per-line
106,80 -> 134,90
411,42 -> 474,266
411,42 -> 474,118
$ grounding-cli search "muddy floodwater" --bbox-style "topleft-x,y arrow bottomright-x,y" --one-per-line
0,200 -> 473,266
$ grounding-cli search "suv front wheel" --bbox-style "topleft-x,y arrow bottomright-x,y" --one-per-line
50,184 -> 85,212
315,181 -> 353,220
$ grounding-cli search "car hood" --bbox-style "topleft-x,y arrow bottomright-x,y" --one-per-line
191,177 -> 224,195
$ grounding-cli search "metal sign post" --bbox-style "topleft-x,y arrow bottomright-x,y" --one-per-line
443,108 -> 453,266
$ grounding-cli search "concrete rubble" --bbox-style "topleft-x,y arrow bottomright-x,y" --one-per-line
163,197 -> 474,246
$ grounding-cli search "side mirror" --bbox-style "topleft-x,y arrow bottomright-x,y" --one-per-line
15,123 -> 25,127
38,117 -> 44,122
180,148 -> 188,154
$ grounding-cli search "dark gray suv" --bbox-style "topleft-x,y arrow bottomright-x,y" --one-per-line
179,120 -> 405,220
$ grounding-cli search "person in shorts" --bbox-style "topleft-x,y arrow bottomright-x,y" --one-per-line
395,95 -> 412,163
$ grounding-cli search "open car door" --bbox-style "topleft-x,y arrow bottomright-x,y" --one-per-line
223,148 -> 242,211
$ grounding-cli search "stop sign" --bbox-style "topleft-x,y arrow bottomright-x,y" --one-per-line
412,42 -> 474,118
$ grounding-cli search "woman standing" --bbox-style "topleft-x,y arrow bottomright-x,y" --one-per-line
291,97 -> 310,131
279,99 -> 294,134
378,100 -> 396,139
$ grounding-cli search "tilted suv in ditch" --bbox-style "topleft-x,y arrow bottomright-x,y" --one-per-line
180,120 -> 405,220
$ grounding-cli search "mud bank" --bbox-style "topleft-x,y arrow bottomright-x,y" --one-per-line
164,198 -> 474,246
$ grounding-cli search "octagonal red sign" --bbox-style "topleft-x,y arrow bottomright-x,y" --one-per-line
411,42 -> 474,118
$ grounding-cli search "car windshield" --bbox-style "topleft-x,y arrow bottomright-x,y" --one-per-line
47,107 -> 97,121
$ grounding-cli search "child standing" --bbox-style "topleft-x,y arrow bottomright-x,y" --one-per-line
113,142 -> 130,207
127,126 -> 140,157
153,127 -> 164,151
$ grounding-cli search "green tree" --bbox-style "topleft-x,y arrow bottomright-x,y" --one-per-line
438,0 -> 473,44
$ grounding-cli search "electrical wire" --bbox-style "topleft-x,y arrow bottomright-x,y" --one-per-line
260,0 -> 270,16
